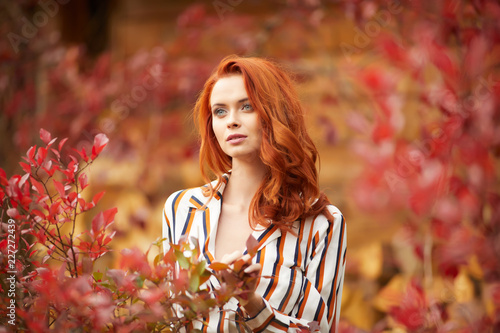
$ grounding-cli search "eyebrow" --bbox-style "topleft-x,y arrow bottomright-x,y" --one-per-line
211,98 -> 249,110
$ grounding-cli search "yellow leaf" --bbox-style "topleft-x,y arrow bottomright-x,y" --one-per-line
373,274 -> 407,312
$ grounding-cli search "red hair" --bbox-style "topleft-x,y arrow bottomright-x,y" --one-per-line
194,55 -> 332,231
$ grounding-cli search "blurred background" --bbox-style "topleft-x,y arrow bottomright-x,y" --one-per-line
1,0 -> 499,331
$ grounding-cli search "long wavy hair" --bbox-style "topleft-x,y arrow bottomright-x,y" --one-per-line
194,55 -> 332,231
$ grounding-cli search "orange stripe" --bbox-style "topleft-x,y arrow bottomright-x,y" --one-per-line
270,320 -> 288,330
328,216 -> 346,321
257,224 -> 279,249
213,176 -> 227,200
316,218 -> 334,293
296,219 -> 306,269
263,236 -> 286,301
163,210 -> 171,229
254,313 -> 274,332
311,232 -> 320,258
306,218 -> 316,259
189,196 -> 204,209
173,189 -> 188,214
220,311 -> 225,333
184,208 -> 196,236
202,316 -> 208,333
297,282 -> 312,317
204,207 -> 214,263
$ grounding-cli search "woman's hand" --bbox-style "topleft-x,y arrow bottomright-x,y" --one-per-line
214,250 -> 265,317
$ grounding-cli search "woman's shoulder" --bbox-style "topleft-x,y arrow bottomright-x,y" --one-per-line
164,176 -> 226,209
303,204 -> 344,233
164,186 -> 205,212
164,179 -> 222,212
312,204 -> 343,221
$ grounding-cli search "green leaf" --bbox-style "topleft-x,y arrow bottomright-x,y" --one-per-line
135,275 -> 145,288
93,271 -> 103,281
175,249 -> 190,269
189,273 -> 200,293
196,260 -> 206,276
154,253 -> 162,267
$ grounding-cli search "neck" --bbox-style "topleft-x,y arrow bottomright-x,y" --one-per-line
224,156 -> 267,208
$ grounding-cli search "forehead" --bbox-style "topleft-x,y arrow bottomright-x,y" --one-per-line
210,75 -> 248,105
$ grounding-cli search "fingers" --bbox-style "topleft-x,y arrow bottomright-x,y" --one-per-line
220,252 -> 255,265
240,254 -> 252,263
243,263 -> 261,274
220,250 -> 243,264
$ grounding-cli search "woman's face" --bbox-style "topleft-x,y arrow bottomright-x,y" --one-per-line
210,75 -> 262,163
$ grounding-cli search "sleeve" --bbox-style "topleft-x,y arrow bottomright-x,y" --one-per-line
162,189 -> 183,254
242,207 -> 347,333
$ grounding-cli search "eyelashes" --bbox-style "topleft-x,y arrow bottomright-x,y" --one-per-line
212,103 -> 254,117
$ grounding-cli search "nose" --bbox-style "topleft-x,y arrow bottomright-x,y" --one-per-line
226,110 -> 240,129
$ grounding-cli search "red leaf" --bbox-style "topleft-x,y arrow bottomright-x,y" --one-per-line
78,198 -> 87,211
119,247 -> 151,277
27,145 -> 36,164
91,133 -> 109,159
53,179 -> 66,198
41,160 -> 55,177
0,168 -> 7,186
92,191 -> 105,205
102,207 -> 117,228
91,207 -> 117,236
7,208 -> 20,219
36,147 -> 47,165
102,231 -> 116,245
47,137 -> 57,147
79,146 -> 89,162
58,137 -> 68,151
20,173 -> 30,188
67,191 -> 78,204
246,235 -> 259,256
30,177 -> 45,195
307,321 -> 321,332
78,173 -> 88,190
436,226 -> 475,278
32,209 -> 46,220
19,162 -> 31,174
390,279 -> 427,330
39,128 -> 51,145
378,36 -> 407,64
50,148 -> 60,160
372,121 -> 393,143
48,201 -> 61,219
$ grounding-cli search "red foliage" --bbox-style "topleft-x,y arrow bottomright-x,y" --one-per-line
390,280 -> 427,331
342,0 -> 500,331
0,130 -> 257,331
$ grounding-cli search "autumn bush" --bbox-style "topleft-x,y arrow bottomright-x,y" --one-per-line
0,129 -> 265,332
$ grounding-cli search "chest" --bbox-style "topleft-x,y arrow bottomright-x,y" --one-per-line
213,205 -> 254,261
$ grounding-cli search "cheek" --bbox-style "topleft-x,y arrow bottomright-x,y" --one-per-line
212,120 -> 224,143
252,119 -> 263,141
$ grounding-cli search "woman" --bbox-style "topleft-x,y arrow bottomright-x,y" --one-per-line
163,55 -> 346,332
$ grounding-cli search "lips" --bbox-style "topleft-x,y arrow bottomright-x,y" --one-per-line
226,134 -> 247,143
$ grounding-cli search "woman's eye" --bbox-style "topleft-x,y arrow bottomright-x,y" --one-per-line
213,108 -> 226,116
242,103 -> 253,111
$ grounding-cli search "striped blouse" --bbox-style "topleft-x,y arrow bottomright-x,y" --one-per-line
162,177 -> 347,332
